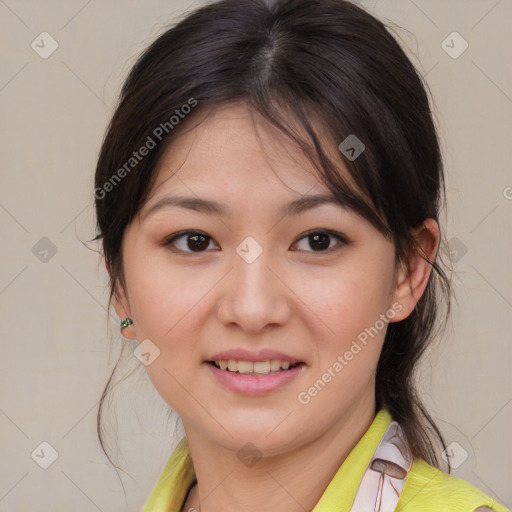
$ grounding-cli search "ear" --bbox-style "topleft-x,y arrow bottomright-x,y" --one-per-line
111,273 -> 137,340
389,218 -> 440,322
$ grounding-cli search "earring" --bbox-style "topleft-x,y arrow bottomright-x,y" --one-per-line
120,318 -> 133,330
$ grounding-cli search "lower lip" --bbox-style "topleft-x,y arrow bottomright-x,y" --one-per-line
205,362 -> 305,395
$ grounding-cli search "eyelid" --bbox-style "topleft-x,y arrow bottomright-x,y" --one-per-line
164,229 -> 350,254
293,229 -> 350,247
164,230 -> 219,253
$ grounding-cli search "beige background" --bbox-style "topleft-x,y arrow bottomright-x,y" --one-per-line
1,0 -> 511,510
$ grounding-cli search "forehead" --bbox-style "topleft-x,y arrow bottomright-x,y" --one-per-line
146,101 -> 350,202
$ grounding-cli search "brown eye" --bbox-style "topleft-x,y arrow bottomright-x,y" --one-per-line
164,229 -> 348,255
165,231 -> 219,253
293,230 -> 348,253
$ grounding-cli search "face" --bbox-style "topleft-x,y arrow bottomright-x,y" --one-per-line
114,101 -> 411,456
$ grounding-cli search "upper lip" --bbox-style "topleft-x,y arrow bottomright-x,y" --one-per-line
207,348 -> 303,365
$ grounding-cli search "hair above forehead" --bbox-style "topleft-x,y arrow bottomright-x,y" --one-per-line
141,97 -> 386,227
96,0 -> 442,247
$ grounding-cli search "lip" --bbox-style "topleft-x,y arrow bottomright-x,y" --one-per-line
206,348 -> 303,365
205,361 -> 306,395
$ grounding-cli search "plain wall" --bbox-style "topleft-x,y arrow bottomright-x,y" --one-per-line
0,0 -> 511,510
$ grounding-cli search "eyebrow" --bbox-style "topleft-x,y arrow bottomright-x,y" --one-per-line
141,193 -> 345,220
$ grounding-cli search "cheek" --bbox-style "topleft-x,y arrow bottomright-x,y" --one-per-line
123,248 -> 203,338
292,255 -> 395,341
299,271 -> 390,409
122,250 -> 219,388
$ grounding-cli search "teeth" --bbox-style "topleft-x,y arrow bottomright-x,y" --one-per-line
254,361 -> 270,373
270,360 -> 281,371
214,359 -> 296,374
237,360 -> 253,373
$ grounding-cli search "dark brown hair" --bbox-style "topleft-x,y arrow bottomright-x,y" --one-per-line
94,0 -> 453,474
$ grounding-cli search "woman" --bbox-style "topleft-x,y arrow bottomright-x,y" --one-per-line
93,0 -> 510,510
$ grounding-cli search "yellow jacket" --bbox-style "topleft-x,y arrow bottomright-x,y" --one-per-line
141,408 -> 510,512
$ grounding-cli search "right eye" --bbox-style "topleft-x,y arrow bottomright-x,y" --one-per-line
164,230 -> 220,254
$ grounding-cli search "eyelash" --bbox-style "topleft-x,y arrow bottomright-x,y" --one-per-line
163,229 -> 350,255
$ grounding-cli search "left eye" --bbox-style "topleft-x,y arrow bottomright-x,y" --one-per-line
164,230 -> 348,254
292,230 -> 348,253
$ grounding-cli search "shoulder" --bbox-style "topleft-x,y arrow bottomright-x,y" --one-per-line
398,459 -> 510,512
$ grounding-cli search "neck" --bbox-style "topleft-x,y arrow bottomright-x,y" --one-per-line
182,397 -> 377,512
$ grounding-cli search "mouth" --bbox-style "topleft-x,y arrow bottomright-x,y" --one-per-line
206,359 -> 306,376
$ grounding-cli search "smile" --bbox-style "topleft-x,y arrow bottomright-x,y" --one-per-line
205,360 -> 306,394
209,359 -> 302,375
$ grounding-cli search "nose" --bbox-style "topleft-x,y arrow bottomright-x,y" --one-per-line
216,245 -> 291,334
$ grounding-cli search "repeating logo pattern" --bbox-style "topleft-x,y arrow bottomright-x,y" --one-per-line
0,1 -> 510,510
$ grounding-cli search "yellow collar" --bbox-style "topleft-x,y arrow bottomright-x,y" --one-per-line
141,408 -> 393,512
141,408 -> 509,512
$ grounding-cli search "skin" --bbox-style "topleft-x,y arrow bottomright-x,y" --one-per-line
113,101 -> 440,512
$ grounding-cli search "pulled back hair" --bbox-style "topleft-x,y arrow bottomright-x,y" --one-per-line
95,0 -> 453,472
